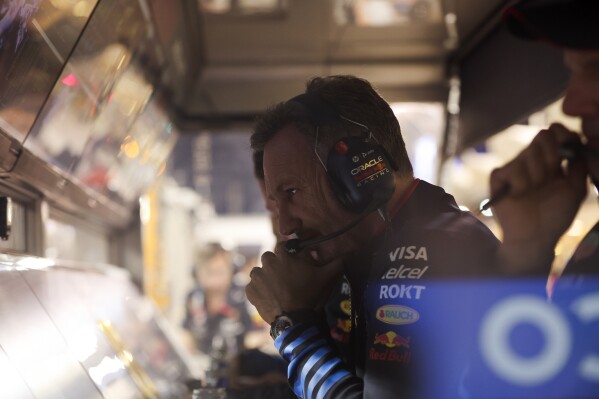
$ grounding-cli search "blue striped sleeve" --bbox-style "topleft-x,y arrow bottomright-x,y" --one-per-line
274,323 -> 363,399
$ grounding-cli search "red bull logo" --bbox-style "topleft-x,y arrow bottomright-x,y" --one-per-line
336,318 -> 351,333
369,348 -> 412,363
376,305 -> 420,325
340,300 -> 351,316
373,331 -> 411,349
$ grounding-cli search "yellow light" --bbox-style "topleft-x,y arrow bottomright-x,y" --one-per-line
73,1 -> 94,17
157,163 -> 166,177
121,136 -> 140,158
99,320 -> 112,329
139,196 -> 151,225
567,219 -> 585,237
122,350 -> 134,363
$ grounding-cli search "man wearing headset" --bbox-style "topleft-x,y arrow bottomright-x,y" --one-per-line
491,0 -> 599,276
246,75 -> 500,398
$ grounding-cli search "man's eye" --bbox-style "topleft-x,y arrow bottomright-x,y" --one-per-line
286,188 -> 297,197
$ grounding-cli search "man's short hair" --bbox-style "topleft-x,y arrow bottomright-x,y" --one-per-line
252,150 -> 265,180
251,75 -> 413,178
503,0 -> 599,50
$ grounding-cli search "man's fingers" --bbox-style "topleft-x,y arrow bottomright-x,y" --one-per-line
492,158 -> 532,197
248,266 -> 261,280
245,282 -> 258,305
566,157 -> 590,196
490,126 -> 583,199
535,128 -> 562,172
523,139 -> 551,187
548,123 -> 579,144
260,251 -> 277,271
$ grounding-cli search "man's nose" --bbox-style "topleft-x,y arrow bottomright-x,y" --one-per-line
277,204 -> 301,237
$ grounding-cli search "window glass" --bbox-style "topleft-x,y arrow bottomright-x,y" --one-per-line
334,0 -> 443,26
0,0 -> 98,142
44,215 -> 109,263
199,0 -> 287,15
391,102 -> 445,184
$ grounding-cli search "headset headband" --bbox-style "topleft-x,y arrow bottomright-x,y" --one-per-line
288,93 -> 339,126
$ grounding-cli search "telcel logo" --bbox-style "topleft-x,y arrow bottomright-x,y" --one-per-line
376,305 -> 420,325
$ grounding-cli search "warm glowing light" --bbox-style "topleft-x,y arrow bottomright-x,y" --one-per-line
68,327 -> 99,362
89,356 -> 125,385
121,136 -> 140,158
157,163 -> 166,177
139,196 -> 151,225
567,219 -> 585,237
122,350 -> 134,363
445,12 -> 457,24
554,242 -> 564,256
99,320 -> 112,329
15,257 -> 55,270
73,0 -> 94,17
61,73 -> 78,87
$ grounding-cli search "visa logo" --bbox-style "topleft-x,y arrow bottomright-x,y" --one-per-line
389,246 -> 428,262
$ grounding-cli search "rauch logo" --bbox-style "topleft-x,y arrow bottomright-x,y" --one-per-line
376,305 -> 420,325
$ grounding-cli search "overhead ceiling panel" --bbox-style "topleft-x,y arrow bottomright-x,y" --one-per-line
176,0 -> 534,137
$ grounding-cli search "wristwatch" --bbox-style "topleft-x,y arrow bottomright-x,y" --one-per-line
270,314 -> 293,340
270,310 -> 315,340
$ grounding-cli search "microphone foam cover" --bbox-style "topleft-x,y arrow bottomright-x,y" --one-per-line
285,239 -> 301,254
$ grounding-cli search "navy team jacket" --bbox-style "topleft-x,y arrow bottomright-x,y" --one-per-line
274,180 -> 500,399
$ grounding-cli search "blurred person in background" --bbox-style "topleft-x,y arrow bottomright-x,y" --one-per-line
491,0 -> 599,277
182,242 -> 251,357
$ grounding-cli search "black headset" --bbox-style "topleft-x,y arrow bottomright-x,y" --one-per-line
288,93 -> 398,214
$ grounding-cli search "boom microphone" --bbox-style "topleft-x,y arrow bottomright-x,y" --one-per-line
284,212 -> 370,254
284,200 -> 390,254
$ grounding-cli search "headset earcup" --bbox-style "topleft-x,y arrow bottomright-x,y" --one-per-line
326,136 -> 395,213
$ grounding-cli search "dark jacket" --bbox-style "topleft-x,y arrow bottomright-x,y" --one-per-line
274,180 -> 500,399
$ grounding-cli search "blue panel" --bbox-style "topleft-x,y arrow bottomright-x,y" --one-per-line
409,276 -> 599,399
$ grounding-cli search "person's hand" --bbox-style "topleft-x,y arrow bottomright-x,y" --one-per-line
245,243 -> 344,324
490,123 -> 588,274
